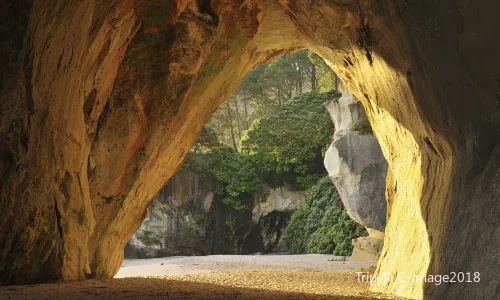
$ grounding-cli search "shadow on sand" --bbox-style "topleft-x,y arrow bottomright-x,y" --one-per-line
0,276 -> 395,300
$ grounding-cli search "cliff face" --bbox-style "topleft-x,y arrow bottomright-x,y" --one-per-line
124,172 -> 305,258
1,1 -> 500,299
124,172 -> 207,258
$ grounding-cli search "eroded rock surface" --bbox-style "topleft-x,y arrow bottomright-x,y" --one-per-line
252,187 -> 306,223
324,86 -> 388,262
1,1 -> 500,299
125,172 -> 305,258
324,86 -> 388,232
125,172 -> 206,258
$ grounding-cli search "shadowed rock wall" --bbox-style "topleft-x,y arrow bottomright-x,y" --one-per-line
1,1 -> 500,299
124,172 -> 305,258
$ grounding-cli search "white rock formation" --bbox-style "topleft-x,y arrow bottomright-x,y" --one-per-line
252,186 -> 306,223
323,86 -> 388,260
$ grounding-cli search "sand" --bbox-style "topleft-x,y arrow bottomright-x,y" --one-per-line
0,254 -> 401,299
115,254 -> 376,277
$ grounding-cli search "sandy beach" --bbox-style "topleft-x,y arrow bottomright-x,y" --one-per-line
0,255 -> 401,299
115,254 -> 376,277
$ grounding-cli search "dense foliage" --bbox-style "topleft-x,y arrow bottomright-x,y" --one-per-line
241,91 -> 339,190
182,146 -> 260,211
283,177 -> 366,255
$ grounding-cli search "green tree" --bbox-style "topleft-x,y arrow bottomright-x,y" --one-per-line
192,126 -> 219,153
307,52 -> 339,92
208,50 -> 340,149
241,91 -> 340,189
183,146 -> 260,211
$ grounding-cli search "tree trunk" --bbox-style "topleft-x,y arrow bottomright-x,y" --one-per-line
311,64 -> 317,91
243,99 -> 249,129
226,100 -> 238,151
234,97 -> 242,140
297,62 -> 303,94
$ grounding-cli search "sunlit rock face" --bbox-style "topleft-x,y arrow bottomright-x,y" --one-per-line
1,1 -> 500,299
324,86 -> 388,232
350,228 -> 385,262
124,172 -> 305,258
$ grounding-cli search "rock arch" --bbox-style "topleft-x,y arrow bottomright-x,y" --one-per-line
1,1 -> 499,299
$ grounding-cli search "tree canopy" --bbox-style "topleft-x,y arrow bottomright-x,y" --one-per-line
208,50 -> 339,150
241,91 -> 340,189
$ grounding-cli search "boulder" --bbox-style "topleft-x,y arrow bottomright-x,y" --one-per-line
350,229 -> 385,261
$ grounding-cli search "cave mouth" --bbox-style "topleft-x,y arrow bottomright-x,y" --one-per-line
124,49 -> 376,260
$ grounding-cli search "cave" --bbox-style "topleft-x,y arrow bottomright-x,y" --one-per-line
1,1 -> 499,299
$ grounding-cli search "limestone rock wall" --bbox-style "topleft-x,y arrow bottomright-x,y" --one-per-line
1,1 -> 500,299
324,86 -> 388,232
252,187 -> 306,223
124,172 -> 206,258
124,172 -> 305,258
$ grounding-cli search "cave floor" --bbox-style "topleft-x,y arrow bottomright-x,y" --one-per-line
115,254 -> 376,277
0,269 -> 401,299
0,255 -> 401,299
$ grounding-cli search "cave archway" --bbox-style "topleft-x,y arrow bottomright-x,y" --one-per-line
1,1 -> 499,299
